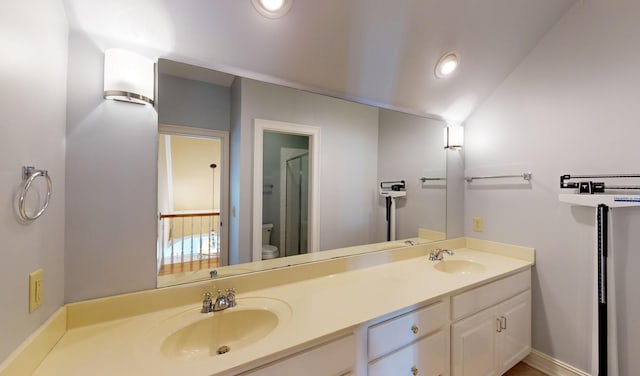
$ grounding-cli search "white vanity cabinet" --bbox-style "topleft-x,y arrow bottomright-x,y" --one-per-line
367,300 -> 449,376
450,270 -> 531,376
239,334 -> 355,376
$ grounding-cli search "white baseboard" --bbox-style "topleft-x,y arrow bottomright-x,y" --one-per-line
524,349 -> 590,376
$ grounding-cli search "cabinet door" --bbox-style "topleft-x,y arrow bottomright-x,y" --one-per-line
496,290 -> 531,374
369,330 -> 445,376
451,306 -> 499,376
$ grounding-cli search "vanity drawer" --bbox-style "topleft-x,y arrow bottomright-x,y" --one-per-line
368,330 -> 445,376
368,301 -> 448,360
451,269 -> 531,321
240,334 -> 355,376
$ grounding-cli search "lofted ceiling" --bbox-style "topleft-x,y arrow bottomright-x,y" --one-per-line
63,0 -> 576,122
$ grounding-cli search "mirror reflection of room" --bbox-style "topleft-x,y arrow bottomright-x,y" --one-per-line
261,131 -> 309,260
157,135 -> 222,276
156,59 -> 447,287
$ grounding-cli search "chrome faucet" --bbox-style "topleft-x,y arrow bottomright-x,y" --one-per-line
213,290 -> 230,311
428,248 -> 454,261
201,288 -> 236,313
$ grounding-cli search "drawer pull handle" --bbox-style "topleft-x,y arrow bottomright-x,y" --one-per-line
496,318 -> 502,332
501,316 -> 507,331
411,366 -> 419,375
411,325 -> 419,334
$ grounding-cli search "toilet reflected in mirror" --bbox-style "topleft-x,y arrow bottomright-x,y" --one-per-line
261,224 -> 279,260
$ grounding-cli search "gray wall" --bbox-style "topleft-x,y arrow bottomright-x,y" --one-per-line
0,0 -> 68,363
377,109 -> 447,241
235,78 -> 380,262
464,1 -> 640,373
64,31 -> 158,302
158,74 -> 230,130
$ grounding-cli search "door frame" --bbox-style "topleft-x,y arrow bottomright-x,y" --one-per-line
252,119 -> 321,262
158,124 -> 230,268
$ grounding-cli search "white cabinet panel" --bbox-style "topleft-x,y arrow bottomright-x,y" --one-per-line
368,301 -> 448,360
451,306 -> 499,376
451,290 -> 531,376
496,291 -> 531,374
452,270 -> 530,321
369,330 -> 446,376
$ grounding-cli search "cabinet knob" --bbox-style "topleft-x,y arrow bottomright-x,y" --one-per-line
411,325 -> 419,334
411,366 -> 419,375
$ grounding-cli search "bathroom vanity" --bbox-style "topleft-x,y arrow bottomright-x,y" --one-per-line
3,238 -> 534,376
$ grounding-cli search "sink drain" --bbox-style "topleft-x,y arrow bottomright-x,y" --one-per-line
216,345 -> 230,355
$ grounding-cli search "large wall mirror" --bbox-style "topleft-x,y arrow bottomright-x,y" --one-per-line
156,59 -> 448,287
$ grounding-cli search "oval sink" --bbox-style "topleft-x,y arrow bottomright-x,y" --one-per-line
144,297 -> 292,360
161,309 -> 278,359
434,260 -> 485,275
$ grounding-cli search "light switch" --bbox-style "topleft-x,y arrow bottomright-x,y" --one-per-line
29,269 -> 43,313
473,217 -> 483,232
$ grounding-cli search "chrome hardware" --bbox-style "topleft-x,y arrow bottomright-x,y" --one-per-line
500,316 -> 507,331
202,292 -> 214,313
210,270 -> 218,278
428,248 -> 454,261
202,288 -> 236,313
496,317 -> 502,332
411,365 -> 419,375
226,288 -> 237,308
18,166 -> 52,221
213,289 -> 230,312
411,325 -> 419,334
465,172 -> 532,183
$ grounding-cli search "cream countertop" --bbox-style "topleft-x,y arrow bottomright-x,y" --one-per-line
33,244 -> 533,376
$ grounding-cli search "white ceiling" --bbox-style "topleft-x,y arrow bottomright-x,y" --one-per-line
63,0 -> 576,122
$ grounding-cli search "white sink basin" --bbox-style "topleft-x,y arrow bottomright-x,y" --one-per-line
144,297 -> 292,360
434,260 -> 485,275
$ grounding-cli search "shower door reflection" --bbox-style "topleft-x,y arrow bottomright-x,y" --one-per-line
285,153 -> 309,256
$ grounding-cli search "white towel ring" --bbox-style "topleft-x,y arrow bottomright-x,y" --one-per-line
18,166 -> 52,221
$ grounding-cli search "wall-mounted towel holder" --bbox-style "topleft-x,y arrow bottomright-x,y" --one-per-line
18,166 -> 52,221
465,172 -> 532,183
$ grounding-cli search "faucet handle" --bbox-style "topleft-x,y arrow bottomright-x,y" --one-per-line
201,292 -> 213,313
226,288 -> 237,308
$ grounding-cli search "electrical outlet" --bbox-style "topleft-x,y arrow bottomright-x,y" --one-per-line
29,269 -> 43,313
473,217 -> 483,232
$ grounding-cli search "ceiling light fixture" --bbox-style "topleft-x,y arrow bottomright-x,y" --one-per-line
251,0 -> 293,18
435,51 -> 460,79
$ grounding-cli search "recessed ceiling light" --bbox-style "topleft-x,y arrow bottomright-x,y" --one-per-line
435,51 -> 460,79
251,0 -> 293,18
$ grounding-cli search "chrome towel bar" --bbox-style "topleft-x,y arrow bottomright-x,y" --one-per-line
465,172 -> 532,183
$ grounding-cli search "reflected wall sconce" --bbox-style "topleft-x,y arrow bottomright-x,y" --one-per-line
443,125 -> 464,149
103,49 -> 155,105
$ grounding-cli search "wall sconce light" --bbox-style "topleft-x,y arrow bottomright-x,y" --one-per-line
443,125 -> 464,149
103,49 -> 155,105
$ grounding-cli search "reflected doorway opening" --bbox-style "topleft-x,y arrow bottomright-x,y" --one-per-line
282,149 -> 309,256
157,125 -> 230,281
253,119 -> 320,262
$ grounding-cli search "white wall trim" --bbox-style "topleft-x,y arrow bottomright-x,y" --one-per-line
253,119 -> 321,262
524,349 -> 590,376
